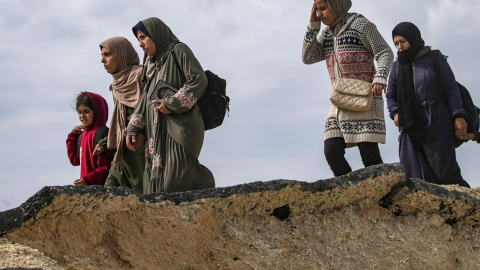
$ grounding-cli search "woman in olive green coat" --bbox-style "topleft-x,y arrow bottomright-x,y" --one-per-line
126,17 -> 215,194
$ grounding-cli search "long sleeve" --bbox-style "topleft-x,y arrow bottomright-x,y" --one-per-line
126,90 -> 148,136
360,21 -> 394,85
97,137 -> 108,149
386,61 -> 399,120
66,132 -> 80,166
436,52 -> 466,119
164,43 -> 208,115
302,21 -> 326,65
82,150 -> 113,185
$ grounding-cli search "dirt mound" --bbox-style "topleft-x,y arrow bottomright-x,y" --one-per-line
1,163 -> 479,269
0,238 -> 63,269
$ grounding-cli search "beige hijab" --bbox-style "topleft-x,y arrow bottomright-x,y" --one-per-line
326,0 -> 352,36
99,37 -> 143,168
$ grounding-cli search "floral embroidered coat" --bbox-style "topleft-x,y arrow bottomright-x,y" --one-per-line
126,17 -> 215,194
302,13 -> 394,145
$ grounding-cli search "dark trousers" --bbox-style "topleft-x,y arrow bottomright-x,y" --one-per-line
324,137 -> 383,177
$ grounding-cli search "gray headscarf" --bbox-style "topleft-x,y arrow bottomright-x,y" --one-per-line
326,0 -> 352,36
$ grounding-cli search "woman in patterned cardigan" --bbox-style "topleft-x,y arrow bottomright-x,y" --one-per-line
302,0 -> 393,176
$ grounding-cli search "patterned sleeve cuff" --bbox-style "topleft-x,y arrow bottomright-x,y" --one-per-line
305,24 -> 320,43
128,113 -> 145,129
126,113 -> 145,136
309,21 -> 321,30
372,77 -> 388,86
173,88 -> 197,109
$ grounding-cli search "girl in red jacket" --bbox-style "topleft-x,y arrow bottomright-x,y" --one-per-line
66,92 -> 113,186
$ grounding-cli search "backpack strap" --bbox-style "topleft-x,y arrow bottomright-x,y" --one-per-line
76,126 -> 109,154
430,49 -> 449,102
94,126 -> 109,146
170,42 -> 186,80
430,49 -> 440,75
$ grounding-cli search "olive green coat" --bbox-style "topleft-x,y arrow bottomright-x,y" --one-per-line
126,17 -> 215,194
103,104 -> 144,194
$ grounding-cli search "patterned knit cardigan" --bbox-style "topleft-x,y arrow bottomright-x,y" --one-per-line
302,13 -> 394,145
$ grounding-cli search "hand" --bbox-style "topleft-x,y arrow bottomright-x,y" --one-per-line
152,99 -> 172,115
310,3 -> 320,23
92,144 -> 105,156
372,83 -> 387,97
454,118 -> 468,139
464,133 -> 475,141
394,114 -> 399,127
72,125 -> 84,135
126,133 -> 145,151
73,178 -> 86,186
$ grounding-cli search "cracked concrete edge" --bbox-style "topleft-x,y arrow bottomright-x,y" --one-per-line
2,162 -> 477,233
382,178 -> 480,226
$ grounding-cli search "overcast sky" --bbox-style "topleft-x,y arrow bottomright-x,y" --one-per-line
1,0 -> 479,211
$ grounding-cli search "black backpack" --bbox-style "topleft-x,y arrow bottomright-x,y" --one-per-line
431,50 -> 480,147
77,126 -> 109,154
170,42 -> 230,130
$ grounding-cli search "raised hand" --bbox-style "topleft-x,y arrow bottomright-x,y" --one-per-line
310,3 -> 320,23
72,125 -> 84,135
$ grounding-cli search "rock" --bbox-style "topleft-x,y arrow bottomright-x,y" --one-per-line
0,163 -> 479,270
0,186 -> 137,235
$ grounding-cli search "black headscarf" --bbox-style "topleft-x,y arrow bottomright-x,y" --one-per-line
132,21 -> 150,39
392,22 -> 426,142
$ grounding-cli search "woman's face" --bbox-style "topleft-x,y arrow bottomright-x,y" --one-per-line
77,104 -> 94,127
314,0 -> 336,25
393,36 -> 411,52
137,30 -> 156,57
101,47 -> 116,74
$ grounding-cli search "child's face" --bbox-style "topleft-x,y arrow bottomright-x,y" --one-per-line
77,104 -> 94,127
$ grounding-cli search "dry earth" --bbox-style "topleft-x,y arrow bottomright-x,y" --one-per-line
1,164 -> 479,270
0,238 -> 63,269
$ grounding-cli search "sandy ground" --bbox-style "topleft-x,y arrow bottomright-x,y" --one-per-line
0,238 -> 63,269
2,171 -> 480,270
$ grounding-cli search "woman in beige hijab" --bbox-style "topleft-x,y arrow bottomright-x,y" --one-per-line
96,37 -> 145,193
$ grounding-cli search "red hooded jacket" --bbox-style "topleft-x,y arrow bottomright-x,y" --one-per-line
66,92 -> 113,185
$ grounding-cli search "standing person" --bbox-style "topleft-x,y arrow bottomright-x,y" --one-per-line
386,22 -> 470,187
302,0 -> 394,176
126,17 -> 215,194
95,37 -> 145,194
66,92 -> 113,186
